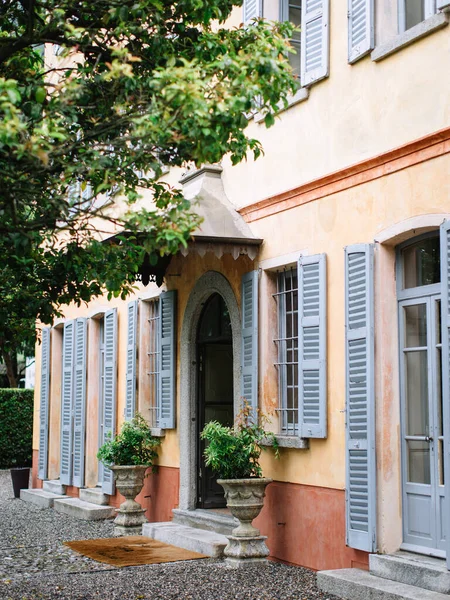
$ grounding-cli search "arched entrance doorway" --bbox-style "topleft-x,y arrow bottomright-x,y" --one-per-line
196,293 -> 234,508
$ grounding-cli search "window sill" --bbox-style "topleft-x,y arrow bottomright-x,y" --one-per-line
261,435 -> 309,449
254,87 -> 310,124
150,428 -> 166,438
371,12 -> 449,62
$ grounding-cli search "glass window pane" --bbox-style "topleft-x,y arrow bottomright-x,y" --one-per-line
404,304 -> 427,347
407,440 -> 430,484
405,0 -> 425,30
402,236 -> 440,289
436,299 -> 441,345
437,347 -> 443,436
439,439 -> 445,486
405,350 -> 429,436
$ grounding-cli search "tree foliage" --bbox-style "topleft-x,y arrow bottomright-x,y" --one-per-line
0,0 -> 298,381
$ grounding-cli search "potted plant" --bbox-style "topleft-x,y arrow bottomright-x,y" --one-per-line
200,403 -> 279,566
97,413 -> 161,536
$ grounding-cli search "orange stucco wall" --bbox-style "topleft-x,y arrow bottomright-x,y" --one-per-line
255,481 -> 368,571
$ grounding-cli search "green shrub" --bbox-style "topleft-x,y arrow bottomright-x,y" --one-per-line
97,413 -> 161,469
0,389 -> 34,468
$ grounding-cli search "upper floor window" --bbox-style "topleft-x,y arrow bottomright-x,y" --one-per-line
399,0 -> 436,32
281,0 -> 302,78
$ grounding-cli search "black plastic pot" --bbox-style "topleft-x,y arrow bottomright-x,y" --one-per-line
10,467 -> 30,498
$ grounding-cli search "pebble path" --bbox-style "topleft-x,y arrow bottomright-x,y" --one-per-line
0,470 -> 338,600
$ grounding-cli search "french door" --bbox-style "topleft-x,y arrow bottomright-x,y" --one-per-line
400,294 -> 445,553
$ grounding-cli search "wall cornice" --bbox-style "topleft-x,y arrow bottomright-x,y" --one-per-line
239,127 -> 450,223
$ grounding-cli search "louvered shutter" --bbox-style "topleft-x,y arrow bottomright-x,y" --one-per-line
101,308 -> 118,495
38,327 -> 51,480
440,222 -> 450,569
301,0 -> 330,86
298,254 -> 327,438
241,271 -> 259,421
125,301 -> 138,421
158,291 -> 176,429
437,1 -> 450,10
348,0 -> 374,63
72,318 -> 87,488
345,244 -> 376,552
243,0 -> 262,23
60,320 -> 75,485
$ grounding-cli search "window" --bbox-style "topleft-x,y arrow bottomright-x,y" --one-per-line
147,299 -> 161,428
399,0 -> 436,32
274,268 -> 299,435
281,0 -> 301,78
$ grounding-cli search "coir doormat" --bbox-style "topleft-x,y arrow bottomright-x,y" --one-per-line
65,536 -> 208,567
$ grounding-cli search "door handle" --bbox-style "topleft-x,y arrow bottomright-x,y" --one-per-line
425,436 -> 434,443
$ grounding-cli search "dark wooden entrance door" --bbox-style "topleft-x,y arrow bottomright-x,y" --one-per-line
197,294 -> 233,509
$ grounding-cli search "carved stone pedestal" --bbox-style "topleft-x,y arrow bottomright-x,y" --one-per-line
110,465 -> 148,537
217,477 -> 272,567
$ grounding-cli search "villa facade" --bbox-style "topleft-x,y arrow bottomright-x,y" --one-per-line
32,0 -> 450,572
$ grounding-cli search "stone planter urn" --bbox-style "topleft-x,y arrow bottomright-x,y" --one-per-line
217,477 -> 272,567
110,465 -> 148,536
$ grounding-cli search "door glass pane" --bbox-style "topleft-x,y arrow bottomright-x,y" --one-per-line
405,0 -> 425,30
404,304 -> 427,347
405,350 -> 429,436
436,299 -> 441,345
407,440 -> 431,484
402,236 -> 440,289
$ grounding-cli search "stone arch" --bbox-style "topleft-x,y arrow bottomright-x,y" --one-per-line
178,271 -> 241,510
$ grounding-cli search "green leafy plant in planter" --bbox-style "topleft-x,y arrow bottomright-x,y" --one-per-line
200,402 -> 279,479
201,402 -> 280,565
97,414 -> 161,536
97,413 -> 160,469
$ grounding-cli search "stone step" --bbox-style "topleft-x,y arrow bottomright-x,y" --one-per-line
172,508 -> 237,536
142,522 -> 228,558
317,568 -> 450,600
79,487 -> 109,506
43,480 -> 66,495
53,497 -> 116,521
20,488 -> 66,508
370,552 -> 450,595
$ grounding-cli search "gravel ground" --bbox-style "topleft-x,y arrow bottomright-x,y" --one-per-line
0,470 -> 338,600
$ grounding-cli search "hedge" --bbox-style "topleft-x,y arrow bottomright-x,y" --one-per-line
0,389 -> 34,469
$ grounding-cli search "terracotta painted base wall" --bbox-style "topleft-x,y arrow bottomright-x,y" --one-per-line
254,481 -> 369,571
109,466 -> 179,524
31,450 -> 42,489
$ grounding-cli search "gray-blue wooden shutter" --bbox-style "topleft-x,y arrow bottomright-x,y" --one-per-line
241,270 -> 259,421
72,318 -> 87,488
60,320 -> 75,485
348,0 -> 374,63
38,327 -> 51,480
158,291 -> 176,429
301,0 -> 330,86
101,308 -> 118,495
125,301 -> 138,421
298,254 -> 327,438
243,0 -> 262,23
345,244 -> 376,552
440,221 -> 450,569
437,0 -> 450,10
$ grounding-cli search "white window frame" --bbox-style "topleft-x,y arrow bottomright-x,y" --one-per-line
398,0 -> 436,33
274,267 -> 299,436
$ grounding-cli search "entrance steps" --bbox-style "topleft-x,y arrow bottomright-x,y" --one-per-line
318,551 -> 450,599
172,508 -> 237,536
20,480 -> 115,520
53,497 -> 116,520
142,522 -> 228,558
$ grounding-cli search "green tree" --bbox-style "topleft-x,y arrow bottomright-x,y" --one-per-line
0,0 -> 297,386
